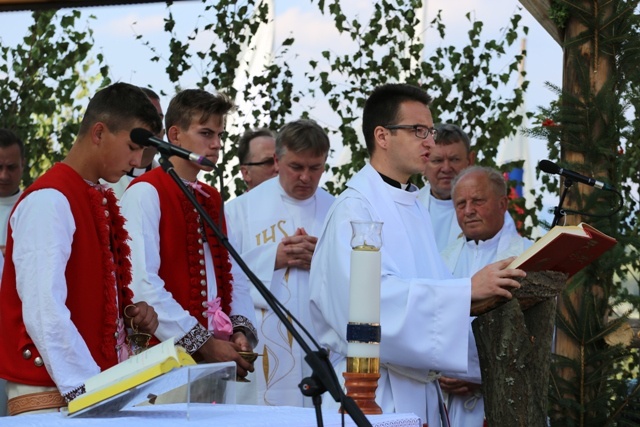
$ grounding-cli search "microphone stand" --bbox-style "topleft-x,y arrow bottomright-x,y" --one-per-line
551,176 -> 574,227
158,156 -> 372,427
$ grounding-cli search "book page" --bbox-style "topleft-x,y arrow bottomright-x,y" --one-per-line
85,338 -> 179,393
67,361 -> 235,417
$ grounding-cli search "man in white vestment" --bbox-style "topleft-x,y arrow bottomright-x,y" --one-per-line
309,83 -> 526,426
439,166 -> 533,427
417,124 -> 474,251
226,119 -> 334,406
0,128 -> 25,416
237,128 -> 278,191
417,124 -> 515,252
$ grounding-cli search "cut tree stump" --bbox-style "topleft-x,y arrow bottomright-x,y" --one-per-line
472,270 -> 567,427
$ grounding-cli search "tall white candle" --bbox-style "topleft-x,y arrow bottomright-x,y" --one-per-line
348,249 -> 381,323
346,221 -> 382,360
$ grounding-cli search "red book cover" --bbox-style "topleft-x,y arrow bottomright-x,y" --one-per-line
508,223 -> 617,278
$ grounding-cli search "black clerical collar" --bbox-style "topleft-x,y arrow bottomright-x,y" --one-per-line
378,172 -> 412,191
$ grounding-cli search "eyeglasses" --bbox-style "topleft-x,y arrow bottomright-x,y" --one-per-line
383,124 -> 437,140
242,157 -> 275,167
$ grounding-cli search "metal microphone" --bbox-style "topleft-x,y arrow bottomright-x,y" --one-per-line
538,159 -> 614,191
130,128 -> 216,168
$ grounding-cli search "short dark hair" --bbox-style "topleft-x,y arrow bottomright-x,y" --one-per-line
434,123 -> 471,152
140,87 -> 160,101
362,84 -> 432,155
78,82 -> 162,137
275,119 -> 330,159
0,128 -> 24,159
164,89 -> 234,134
238,128 -> 275,164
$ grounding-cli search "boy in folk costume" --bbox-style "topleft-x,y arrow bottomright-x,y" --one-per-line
0,82 -> 161,415
121,89 -> 257,377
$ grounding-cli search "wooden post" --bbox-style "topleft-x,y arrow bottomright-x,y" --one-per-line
553,3 -> 615,419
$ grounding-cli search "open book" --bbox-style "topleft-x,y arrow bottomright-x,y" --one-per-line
68,338 -> 196,414
507,222 -> 617,278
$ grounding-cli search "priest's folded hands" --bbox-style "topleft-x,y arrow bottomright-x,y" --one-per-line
275,227 -> 318,271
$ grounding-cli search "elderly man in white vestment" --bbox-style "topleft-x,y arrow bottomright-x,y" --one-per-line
439,166 -> 533,427
417,124 -> 516,253
226,119 -> 334,407
417,124 -> 474,251
308,83 -> 526,427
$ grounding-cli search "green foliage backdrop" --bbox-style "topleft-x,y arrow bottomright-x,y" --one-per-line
526,1 -> 640,425
2,1 -> 640,424
305,1 -> 532,238
0,9 -> 109,186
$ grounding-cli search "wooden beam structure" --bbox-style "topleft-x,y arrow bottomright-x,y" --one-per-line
0,0 -> 163,12
518,0 -> 562,45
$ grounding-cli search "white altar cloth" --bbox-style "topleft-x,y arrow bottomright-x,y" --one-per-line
0,403 -> 421,427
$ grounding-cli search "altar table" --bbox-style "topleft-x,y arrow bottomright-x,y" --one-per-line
0,403 -> 421,427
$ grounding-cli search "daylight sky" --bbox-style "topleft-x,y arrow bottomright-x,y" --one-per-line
0,0 -> 563,219
0,0 -> 562,126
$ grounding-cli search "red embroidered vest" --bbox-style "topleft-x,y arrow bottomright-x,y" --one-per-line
130,168 -> 233,333
0,163 -> 133,387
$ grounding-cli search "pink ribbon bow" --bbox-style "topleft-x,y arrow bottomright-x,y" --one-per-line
206,297 -> 233,341
186,181 -> 210,198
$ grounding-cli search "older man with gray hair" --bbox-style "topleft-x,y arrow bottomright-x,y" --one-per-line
440,166 -> 533,427
417,123 -> 475,251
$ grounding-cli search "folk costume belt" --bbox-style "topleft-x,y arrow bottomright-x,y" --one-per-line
7,390 -> 66,416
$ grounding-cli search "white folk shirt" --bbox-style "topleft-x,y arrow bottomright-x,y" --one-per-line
225,176 -> 334,407
120,182 -> 255,343
0,190 -> 21,246
309,164 -> 471,426
440,220 -> 533,427
10,190 -> 101,394
0,190 -> 22,278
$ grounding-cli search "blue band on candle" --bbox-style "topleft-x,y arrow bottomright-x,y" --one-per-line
346,323 -> 381,343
